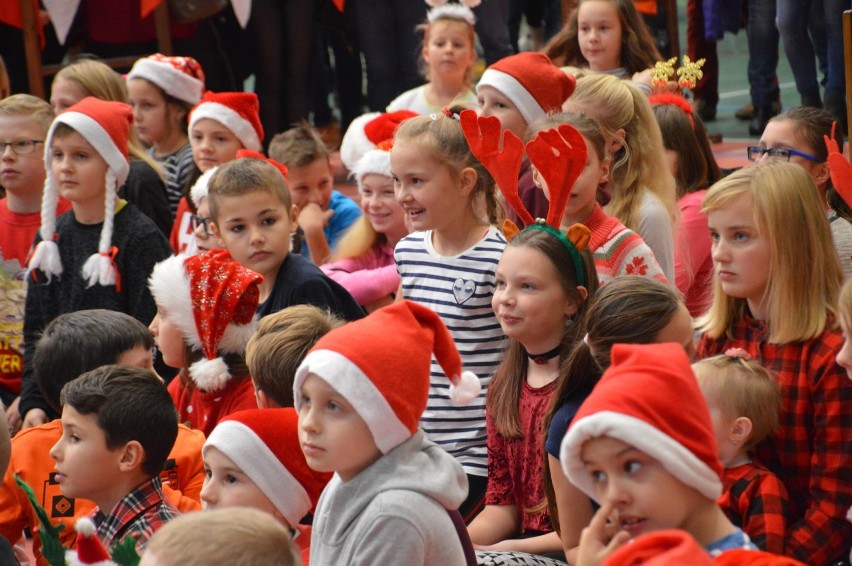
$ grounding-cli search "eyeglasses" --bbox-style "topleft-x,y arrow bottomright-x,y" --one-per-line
0,140 -> 44,155
190,215 -> 212,237
747,146 -> 821,163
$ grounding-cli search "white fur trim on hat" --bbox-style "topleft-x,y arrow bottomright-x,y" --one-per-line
449,370 -> 481,404
559,411 -> 723,501
190,166 -> 219,207
427,3 -> 476,25
293,350 -> 411,453
351,149 -> 391,189
189,102 -> 262,152
204,421 -> 312,527
340,111 -> 380,172
477,68 -> 546,125
51,112 -> 129,184
127,58 -> 204,105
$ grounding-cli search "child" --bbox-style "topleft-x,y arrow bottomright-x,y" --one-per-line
182,166 -> 220,256
544,277 -> 694,562
566,74 -> 677,282
140,507 -> 300,566
171,91 -> 264,254
295,300 -> 476,564
697,161 -> 852,563
0,94 -> 69,420
323,129 -> 408,311
50,59 -> 173,237
0,309 -> 205,563
693,352 -> 788,554
466,139 -> 599,553
385,4 -> 478,114
148,249 -> 261,436
475,52 -> 576,223
652,97 -> 722,316
392,108 -> 506,518
560,342 -> 753,565
245,304 -> 343,408
268,124 -> 361,265
126,54 -> 205,216
543,0 -> 662,93
50,365 -> 180,552
202,408 -> 331,561
21,97 -> 172,430
205,157 -> 364,320
755,106 -> 852,278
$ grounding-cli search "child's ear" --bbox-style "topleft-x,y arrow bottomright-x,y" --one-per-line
599,158 -> 611,185
290,204 -> 299,231
459,167 -> 478,197
813,161 -> 831,187
209,221 -> 221,238
255,388 -> 271,409
117,440 -> 146,473
564,287 -> 589,318
729,416 -> 753,447
608,129 -> 626,156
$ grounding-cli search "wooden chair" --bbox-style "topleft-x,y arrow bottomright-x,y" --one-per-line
20,0 -> 173,99
844,10 -> 852,133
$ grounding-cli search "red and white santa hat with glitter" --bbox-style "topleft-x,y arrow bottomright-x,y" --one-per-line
340,110 -> 417,176
293,300 -> 481,454
477,52 -> 576,125
127,53 -> 205,105
66,517 -> 116,566
148,249 -> 263,391
189,91 -> 264,152
28,97 -> 132,290
204,408 -> 331,526
560,342 -> 724,501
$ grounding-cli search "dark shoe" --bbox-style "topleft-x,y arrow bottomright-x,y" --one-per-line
693,98 -> 717,122
749,104 -> 778,136
801,93 -> 823,109
825,92 -> 848,137
735,102 -> 753,120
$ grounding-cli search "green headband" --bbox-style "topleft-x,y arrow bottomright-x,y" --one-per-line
522,220 -> 587,287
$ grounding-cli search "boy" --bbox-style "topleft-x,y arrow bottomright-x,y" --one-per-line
0,94 -> 70,423
20,97 -> 172,430
560,343 -> 755,565
294,300 -> 480,564
202,408 -> 331,561
268,124 -> 361,265
0,310 -> 204,563
245,304 -> 343,408
141,507 -> 300,566
693,352 -> 789,555
49,365 -> 179,552
207,157 -> 364,320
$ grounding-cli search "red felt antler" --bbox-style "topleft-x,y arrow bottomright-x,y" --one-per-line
459,109 -> 533,226
525,123 -> 588,228
825,121 -> 852,210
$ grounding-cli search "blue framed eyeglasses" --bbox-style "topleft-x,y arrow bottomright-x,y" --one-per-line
747,146 -> 821,163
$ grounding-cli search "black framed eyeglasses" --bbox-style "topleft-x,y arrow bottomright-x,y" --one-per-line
747,146 -> 821,163
0,140 -> 44,155
190,215 -> 212,237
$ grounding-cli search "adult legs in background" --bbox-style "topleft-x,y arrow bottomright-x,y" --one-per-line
776,0 -> 821,106
746,0 -> 780,135
686,0 -> 719,121
473,0 -> 514,65
822,0 -> 850,133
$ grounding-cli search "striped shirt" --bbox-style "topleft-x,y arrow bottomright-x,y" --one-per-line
148,143 -> 195,218
395,227 -> 507,476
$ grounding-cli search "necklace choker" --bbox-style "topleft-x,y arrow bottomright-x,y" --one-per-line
527,344 -> 562,365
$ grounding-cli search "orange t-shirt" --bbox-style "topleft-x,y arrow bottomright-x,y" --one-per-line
0,421 -> 204,565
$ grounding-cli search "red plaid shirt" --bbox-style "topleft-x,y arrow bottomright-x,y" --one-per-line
698,315 -> 852,565
92,476 -> 179,553
718,460 -> 789,555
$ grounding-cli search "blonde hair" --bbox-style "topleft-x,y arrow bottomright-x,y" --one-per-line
416,11 -> 477,86
569,74 -> 677,231
0,93 -> 55,134
143,507 -> 300,566
245,304 -> 344,407
839,279 -> 852,328
698,161 -> 842,343
393,107 -> 503,225
208,158 -> 292,223
53,59 -> 163,179
693,355 -> 781,450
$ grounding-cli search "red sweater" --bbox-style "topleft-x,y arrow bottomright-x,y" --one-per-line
168,374 -> 258,436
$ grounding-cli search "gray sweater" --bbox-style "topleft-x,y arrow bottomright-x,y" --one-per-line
310,431 -> 468,566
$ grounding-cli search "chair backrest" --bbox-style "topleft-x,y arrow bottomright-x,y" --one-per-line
448,508 -> 478,566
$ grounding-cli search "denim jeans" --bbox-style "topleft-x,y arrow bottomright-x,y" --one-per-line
747,0 -> 780,107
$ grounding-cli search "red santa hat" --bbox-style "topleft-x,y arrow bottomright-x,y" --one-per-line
28,97 -> 132,289
560,343 -> 724,501
203,408 -> 331,526
340,110 -> 417,173
67,517 -> 116,566
293,300 -> 482,454
126,53 -> 205,105
603,530 -> 714,566
477,52 -> 576,125
148,249 -> 263,391
189,91 -> 264,152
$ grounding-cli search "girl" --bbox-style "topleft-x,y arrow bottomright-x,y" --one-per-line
652,97 -> 722,316
148,249 -> 262,436
696,161 -> 852,564
543,0 -> 662,93
566,74 -> 678,282
184,166 -> 220,256
543,277 -> 694,563
49,59 -> 172,236
386,4 -> 478,114
755,106 -> 852,278
527,112 -> 666,284
392,107 -> 505,520
321,145 -> 408,312
126,54 -> 205,217
465,123 -> 599,554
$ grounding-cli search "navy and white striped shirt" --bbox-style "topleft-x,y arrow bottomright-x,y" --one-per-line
148,143 -> 195,218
